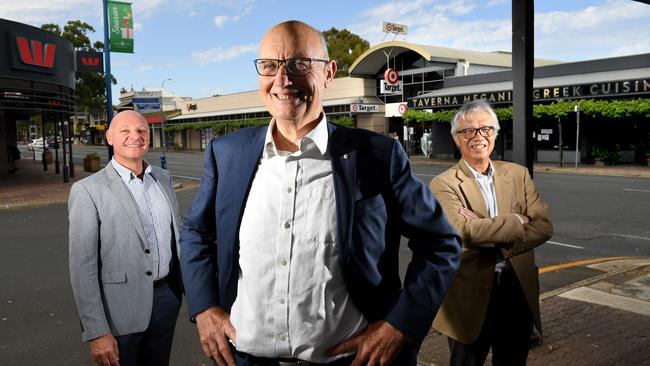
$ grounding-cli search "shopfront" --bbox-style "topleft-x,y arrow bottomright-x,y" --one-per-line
408,54 -> 650,164
0,18 -> 75,179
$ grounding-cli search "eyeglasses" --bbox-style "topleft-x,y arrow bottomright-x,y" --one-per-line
253,58 -> 329,76
455,126 -> 496,139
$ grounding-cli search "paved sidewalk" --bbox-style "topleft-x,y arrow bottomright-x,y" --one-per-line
417,258 -> 650,366
408,155 -> 650,179
0,159 -> 199,210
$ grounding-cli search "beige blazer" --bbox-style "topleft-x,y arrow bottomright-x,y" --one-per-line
429,160 -> 553,344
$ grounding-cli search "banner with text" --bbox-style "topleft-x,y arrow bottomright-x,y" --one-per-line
107,1 -> 134,53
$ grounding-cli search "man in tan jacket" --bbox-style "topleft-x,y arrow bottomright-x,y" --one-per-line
429,100 -> 553,365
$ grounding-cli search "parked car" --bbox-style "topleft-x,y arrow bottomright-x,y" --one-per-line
27,141 -> 34,151
31,138 -> 47,150
46,135 -> 61,148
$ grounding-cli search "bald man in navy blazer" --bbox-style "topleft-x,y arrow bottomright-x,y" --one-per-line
180,20 -> 461,366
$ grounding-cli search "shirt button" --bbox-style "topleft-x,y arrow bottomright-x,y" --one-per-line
284,222 -> 290,229
146,271 -> 152,276
286,187 -> 293,193
280,259 -> 287,266
145,249 -> 151,254
278,335 -> 286,341
278,298 -> 285,304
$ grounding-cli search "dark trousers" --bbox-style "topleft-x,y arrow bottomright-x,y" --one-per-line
448,267 -> 534,366
115,284 -> 181,366
230,341 -> 417,366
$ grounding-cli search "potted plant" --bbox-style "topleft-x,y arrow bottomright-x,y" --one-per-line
83,152 -> 100,172
593,146 -> 620,166
42,148 -> 53,164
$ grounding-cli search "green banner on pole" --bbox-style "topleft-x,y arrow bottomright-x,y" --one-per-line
107,1 -> 134,53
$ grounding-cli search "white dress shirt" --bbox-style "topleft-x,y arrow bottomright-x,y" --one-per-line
111,159 -> 172,280
230,116 -> 367,362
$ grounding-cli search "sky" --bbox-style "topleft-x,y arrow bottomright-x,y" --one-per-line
2,0 -> 649,105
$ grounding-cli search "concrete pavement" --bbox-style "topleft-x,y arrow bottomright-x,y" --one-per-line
408,155 -> 650,179
417,257 -> 650,366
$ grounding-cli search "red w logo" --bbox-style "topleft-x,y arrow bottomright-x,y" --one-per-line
81,57 -> 100,66
16,36 -> 56,68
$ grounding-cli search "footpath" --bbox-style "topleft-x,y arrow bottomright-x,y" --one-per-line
2,157 -> 649,366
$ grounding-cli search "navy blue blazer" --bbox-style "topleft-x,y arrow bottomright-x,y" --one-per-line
180,122 -> 461,347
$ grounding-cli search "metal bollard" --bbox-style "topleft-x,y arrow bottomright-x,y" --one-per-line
160,155 -> 167,170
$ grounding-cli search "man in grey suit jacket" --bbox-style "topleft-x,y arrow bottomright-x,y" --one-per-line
69,110 -> 183,366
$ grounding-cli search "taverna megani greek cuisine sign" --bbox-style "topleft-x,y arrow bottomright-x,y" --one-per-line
409,78 -> 650,109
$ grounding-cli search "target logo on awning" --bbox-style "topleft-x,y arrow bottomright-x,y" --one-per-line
398,103 -> 408,115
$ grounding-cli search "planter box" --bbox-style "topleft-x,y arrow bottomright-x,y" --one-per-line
83,157 -> 100,172
42,150 -> 52,164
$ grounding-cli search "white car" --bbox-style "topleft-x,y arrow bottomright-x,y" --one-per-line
31,138 -> 47,150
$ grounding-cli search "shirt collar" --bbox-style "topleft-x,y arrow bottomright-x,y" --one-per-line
463,159 -> 495,179
263,114 -> 329,159
111,158 -> 151,183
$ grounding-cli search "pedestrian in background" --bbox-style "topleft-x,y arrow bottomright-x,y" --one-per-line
68,110 -> 183,366
429,99 -> 553,365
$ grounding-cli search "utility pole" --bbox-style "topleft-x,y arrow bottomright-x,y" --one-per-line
512,0 -> 535,177
102,0 -> 114,161
160,78 -> 171,169
575,102 -> 581,168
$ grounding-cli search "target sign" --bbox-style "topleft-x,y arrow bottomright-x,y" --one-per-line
351,104 -> 359,112
398,103 -> 408,115
384,68 -> 399,84
385,23 -> 393,32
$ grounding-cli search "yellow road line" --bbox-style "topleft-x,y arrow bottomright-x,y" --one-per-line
539,256 -> 635,274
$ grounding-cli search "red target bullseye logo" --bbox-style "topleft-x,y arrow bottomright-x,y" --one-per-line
351,104 -> 358,112
385,23 -> 393,32
384,68 -> 399,84
398,103 -> 407,115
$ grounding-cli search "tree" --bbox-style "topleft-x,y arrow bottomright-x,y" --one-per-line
41,20 -> 116,130
323,27 -> 370,78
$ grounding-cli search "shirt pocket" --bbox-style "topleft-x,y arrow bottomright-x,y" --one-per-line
305,184 -> 337,245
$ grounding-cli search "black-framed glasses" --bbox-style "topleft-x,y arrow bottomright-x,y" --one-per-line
455,126 -> 496,139
253,57 -> 329,76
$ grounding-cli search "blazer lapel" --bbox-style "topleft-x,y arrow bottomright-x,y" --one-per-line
493,163 -> 514,216
329,122 -> 355,264
105,164 -> 148,250
456,161 -> 489,219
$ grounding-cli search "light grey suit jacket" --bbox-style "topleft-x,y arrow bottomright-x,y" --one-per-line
68,163 -> 181,342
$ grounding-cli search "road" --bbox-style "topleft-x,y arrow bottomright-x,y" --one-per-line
17,143 -> 650,277
4,145 -> 649,364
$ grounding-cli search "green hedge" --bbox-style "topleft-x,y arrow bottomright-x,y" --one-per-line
165,118 -> 269,134
403,98 -> 650,125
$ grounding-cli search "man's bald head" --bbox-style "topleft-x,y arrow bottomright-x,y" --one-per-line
260,20 -> 329,60
108,110 -> 148,131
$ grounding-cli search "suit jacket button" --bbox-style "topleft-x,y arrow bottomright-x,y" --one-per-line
146,271 -> 152,276
145,249 -> 151,254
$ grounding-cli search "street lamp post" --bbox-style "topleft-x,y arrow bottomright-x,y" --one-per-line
159,78 -> 171,169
